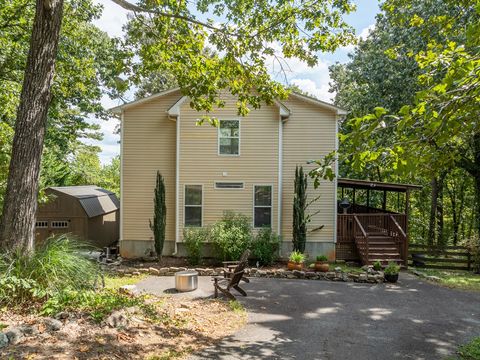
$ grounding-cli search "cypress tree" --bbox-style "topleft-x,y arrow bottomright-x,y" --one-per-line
150,171 -> 166,259
293,165 -> 307,252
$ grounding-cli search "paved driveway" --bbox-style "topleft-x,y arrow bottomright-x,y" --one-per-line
184,273 -> 480,360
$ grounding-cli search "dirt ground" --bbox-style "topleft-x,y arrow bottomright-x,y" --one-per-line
0,296 -> 246,360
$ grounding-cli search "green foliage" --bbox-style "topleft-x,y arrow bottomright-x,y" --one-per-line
41,288 -> 141,323
183,227 -> 210,265
384,262 -> 400,275
0,235 -> 99,306
289,251 -> 305,264
373,261 -> 382,271
456,337 -> 480,360
150,172 -> 167,259
316,255 -> 328,262
228,300 -> 245,314
252,228 -> 280,266
0,122 -> 13,212
293,166 -> 308,252
211,211 -> 252,261
124,0 -> 356,117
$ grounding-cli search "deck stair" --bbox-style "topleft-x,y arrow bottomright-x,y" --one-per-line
353,215 -> 406,266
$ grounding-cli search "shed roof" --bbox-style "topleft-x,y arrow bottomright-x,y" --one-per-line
49,186 -> 120,218
337,178 -> 422,193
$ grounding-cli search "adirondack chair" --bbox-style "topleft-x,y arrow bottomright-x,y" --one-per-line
213,257 -> 249,300
222,249 -> 250,283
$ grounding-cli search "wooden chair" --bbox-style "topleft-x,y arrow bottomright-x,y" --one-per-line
222,249 -> 250,283
213,257 -> 249,300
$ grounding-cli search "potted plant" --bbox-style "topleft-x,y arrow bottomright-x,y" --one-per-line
373,261 -> 382,271
314,255 -> 329,272
384,262 -> 400,283
288,251 -> 305,270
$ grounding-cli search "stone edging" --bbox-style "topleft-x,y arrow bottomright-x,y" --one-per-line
112,266 -> 385,284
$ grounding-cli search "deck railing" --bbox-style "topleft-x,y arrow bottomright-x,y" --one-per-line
337,213 -> 408,265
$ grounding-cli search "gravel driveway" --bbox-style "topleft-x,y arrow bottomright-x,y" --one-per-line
187,273 -> 480,360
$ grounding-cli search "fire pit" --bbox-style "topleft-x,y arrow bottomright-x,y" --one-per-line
175,270 -> 198,292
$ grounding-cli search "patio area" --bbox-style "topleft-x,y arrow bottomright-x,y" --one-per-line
134,273 -> 480,359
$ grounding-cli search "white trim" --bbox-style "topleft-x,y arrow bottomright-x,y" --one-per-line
333,115 -> 340,244
277,117 -> 284,236
168,96 -> 188,117
120,111 -> 124,242
217,119 -> 241,156
183,184 -> 204,228
109,88 -> 182,114
214,181 -> 245,190
174,113 -> 181,253
253,184 -> 273,229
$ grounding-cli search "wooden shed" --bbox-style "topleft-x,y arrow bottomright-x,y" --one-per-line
35,186 -> 120,248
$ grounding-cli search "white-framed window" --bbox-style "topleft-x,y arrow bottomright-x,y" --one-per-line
35,221 -> 49,229
215,182 -> 244,190
184,185 -> 203,227
51,221 -> 69,229
218,119 -> 240,155
253,185 -> 272,228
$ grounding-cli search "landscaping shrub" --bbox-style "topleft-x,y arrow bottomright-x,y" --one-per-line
0,235 -> 99,306
183,227 -> 210,265
289,250 -> 305,264
211,211 -> 252,261
252,228 -> 280,266
41,288 -> 143,323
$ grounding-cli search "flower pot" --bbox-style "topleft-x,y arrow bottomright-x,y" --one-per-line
287,261 -> 303,271
384,273 -> 399,283
315,262 -> 329,272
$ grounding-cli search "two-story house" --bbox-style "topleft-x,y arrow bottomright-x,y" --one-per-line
111,88 -> 347,259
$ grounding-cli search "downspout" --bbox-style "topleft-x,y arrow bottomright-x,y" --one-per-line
277,116 -> 283,237
173,114 -> 180,255
119,111 -> 124,245
333,114 -> 340,244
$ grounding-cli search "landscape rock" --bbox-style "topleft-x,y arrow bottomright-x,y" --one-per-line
4,325 -> 37,344
120,284 -> 138,296
105,310 -> 129,328
334,267 -> 343,272
358,274 -> 368,282
292,270 -> 305,279
54,311 -> 69,320
0,333 -> 9,348
426,275 -> 441,282
43,317 -> 63,332
149,267 -> 160,275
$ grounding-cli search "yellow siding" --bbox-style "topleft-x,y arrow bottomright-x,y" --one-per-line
178,94 -> 279,238
122,91 -> 181,247
282,96 -> 337,242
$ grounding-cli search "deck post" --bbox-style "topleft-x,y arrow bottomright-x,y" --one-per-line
404,189 -> 410,266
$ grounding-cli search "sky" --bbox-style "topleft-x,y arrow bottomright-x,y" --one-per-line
87,0 -> 380,164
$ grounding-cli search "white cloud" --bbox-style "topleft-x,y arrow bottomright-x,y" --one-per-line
93,0 -> 130,38
359,24 -> 375,40
290,78 -> 334,103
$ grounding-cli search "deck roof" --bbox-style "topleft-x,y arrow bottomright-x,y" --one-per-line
338,178 -> 422,193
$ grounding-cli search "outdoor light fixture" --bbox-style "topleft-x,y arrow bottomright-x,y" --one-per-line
339,198 -> 351,214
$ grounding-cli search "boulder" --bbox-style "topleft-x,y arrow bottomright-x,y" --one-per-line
119,284 -> 138,296
0,333 -> 9,348
426,275 -> 441,282
358,273 -> 368,282
43,318 -> 63,332
105,310 -> 129,328
334,267 -> 343,273
4,325 -> 37,344
149,267 -> 160,275
292,270 -> 305,279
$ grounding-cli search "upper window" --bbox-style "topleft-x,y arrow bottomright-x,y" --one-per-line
185,185 -> 202,227
254,185 -> 272,228
215,182 -> 244,189
218,120 -> 240,155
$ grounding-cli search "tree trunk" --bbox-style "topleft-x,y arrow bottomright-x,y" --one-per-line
0,0 -> 64,252
428,177 -> 438,247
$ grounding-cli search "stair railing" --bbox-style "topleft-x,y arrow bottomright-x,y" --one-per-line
389,215 -> 408,266
353,215 -> 369,265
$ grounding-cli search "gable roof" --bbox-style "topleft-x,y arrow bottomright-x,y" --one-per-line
49,186 -> 120,218
109,88 -> 347,116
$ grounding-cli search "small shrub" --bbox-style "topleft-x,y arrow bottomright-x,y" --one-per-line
289,251 -> 305,264
316,255 -> 328,262
228,300 -> 245,314
373,261 -> 382,271
384,262 -> 400,275
252,228 -> 280,266
41,288 -> 147,323
183,227 -> 210,265
0,235 -> 99,306
211,211 -> 252,261
457,336 -> 480,360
